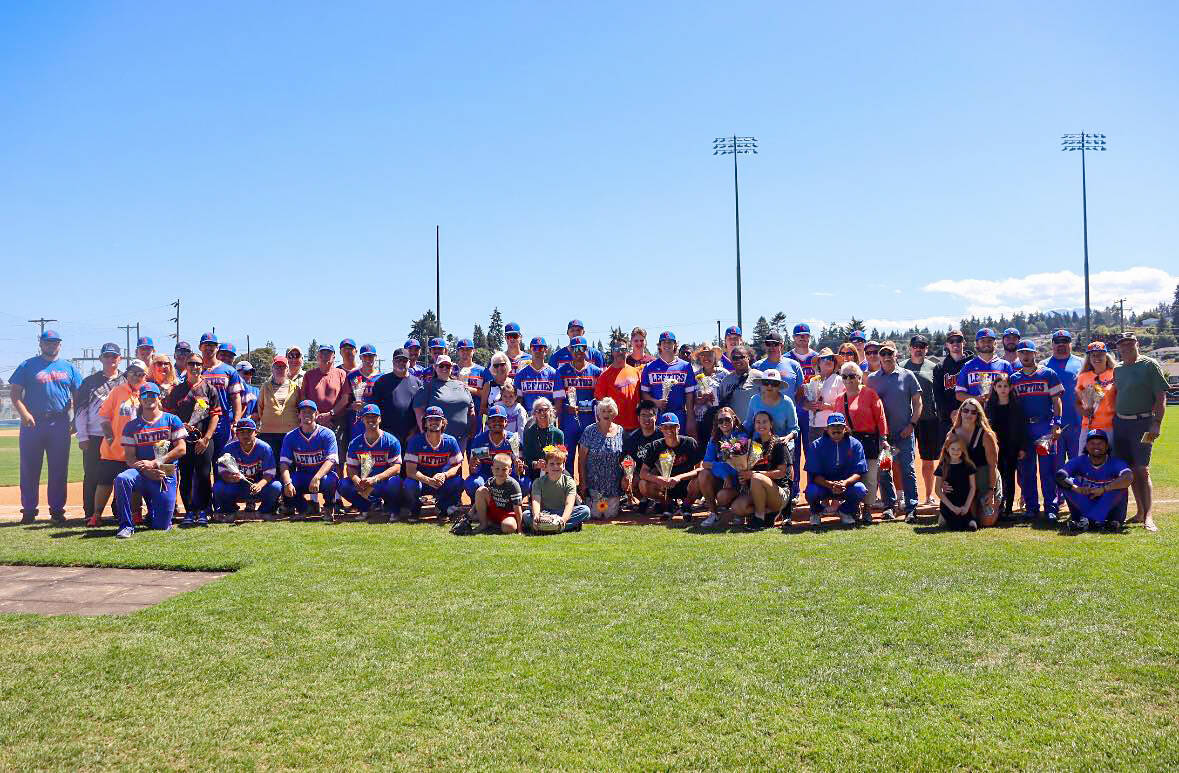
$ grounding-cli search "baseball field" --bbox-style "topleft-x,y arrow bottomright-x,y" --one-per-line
0,422 -> 1176,768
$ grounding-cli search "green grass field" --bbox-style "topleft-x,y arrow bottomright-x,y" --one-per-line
0,435 -> 85,487
0,423 -> 1176,768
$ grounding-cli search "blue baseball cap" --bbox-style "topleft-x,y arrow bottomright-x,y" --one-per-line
297,399 -> 318,412
456,338 -> 474,349
793,323 -> 811,336
100,342 -> 121,356
358,404 -> 381,417
317,343 -> 335,353
138,383 -> 161,398
404,338 -> 421,349
658,331 -> 676,343
235,418 -> 257,431
567,319 -> 584,330
1015,341 -> 1036,352
976,328 -> 997,340
236,360 -> 254,372
1052,329 -> 1073,341
218,342 -> 236,354
199,332 -> 218,345
428,337 -> 446,349
339,338 -> 357,349
424,405 -> 445,419
848,330 -> 866,343
658,412 -> 680,427
725,325 -> 741,337
359,343 -> 377,355
530,336 -> 548,349
487,404 -> 508,419
136,336 -> 154,348
1085,428 -> 1110,444
569,336 -> 588,348
40,329 -> 62,342
1002,327 -> 1021,337
174,341 -> 192,352
826,412 -> 848,426
505,322 -> 521,335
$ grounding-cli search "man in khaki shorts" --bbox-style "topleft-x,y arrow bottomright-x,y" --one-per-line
1109,332 -> 1168,532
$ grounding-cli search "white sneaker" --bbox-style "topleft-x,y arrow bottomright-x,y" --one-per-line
701,514 -> 720,528
809,514 -> 821,527
840,513 -> 856,526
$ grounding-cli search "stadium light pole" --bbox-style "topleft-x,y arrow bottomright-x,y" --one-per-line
1061,132 -> 1107,343
713,135 -> 758,332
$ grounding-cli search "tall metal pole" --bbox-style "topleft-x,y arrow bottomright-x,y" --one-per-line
170,299 -> 180,343
1081,134 -> 1091,343
732,138 -> 743,332
435,225 -> 441,335
118,324 -> 135,358
717,320 -> 722,347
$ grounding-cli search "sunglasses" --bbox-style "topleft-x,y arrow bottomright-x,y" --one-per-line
492,363 -> 508,368
436,363 -> 453,369
841,374 -> 859,380
948,339 -> 964,344
910,343 -> 928,349
880,352 -> 895,358
766,341 -> 782,347
731,354 -> 747,360
959,407 -> 978,415
717,417 -> 733,423
187,362 -> 203,368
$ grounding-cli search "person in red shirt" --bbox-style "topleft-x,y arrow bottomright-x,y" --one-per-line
595,341 -> 642,430
837,361 -> 890,524
302,344 -> 348,429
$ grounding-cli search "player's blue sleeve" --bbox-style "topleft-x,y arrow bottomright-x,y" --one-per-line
9,361 -> 30,390
279,433 -> 294,465
955,364 -> 971,392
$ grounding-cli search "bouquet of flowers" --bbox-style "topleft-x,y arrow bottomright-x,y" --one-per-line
217,452 -> 243,480
804,376 -> 824,409
589,490 -> 619,520
718,436 -> 754,470
658,450 -> 675,479
359,452 -> 375,479
620,454 -> 636,476
187,396 -> 210,437
566,386 -> 579,414
977,372 -> 994,402
1033,432 -> 1055,456
352,375 -> 368,406
1079,381 -> 1106,417
508,432 -> 521,460
153,440 -> 176,489
879,437 -> 893,471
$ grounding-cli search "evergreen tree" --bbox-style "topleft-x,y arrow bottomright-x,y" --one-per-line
245,345 -> 277,382
751,316 -> 772,358
472,324 -> 486,349
408,310 -> 442,344
1172,283 -> 1179,330
847,316 -> 865,335
306,339 -> 318,370
486,308 -> 505,351
769,311 -> 788,339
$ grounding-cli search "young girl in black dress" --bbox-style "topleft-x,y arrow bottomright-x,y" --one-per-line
935,437 -> 978,530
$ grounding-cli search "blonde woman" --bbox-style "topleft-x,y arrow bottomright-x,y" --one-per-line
948,396 -> 1000,526
805,348 -> 845,441
1076,341 -> 1116,449
148,354 -> 179,399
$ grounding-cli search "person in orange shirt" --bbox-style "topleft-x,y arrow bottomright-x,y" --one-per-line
1075,341 -> 1116,454
91,360 -> 149,525
594,341 -> 642,430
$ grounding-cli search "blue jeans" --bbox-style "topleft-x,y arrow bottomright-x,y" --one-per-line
524,504 -> 590,533
285,469 -> 340,512
19,414 -> 72,516
403,474 -> 464,515
338,476 -> 403,512
213,479 -> 282,513
879,433 -> 918,515
1055,422 -> 1081,508
114,467 -> 177,532
805,481 -> 866,515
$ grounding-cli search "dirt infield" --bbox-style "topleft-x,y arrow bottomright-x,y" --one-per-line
0,429 -> 19,438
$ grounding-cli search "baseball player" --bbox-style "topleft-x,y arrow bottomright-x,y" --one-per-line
1010,341 -> 1064,522
555,336 -> 602,472
211,418 -> 282,522
549,319 -> 606,368
1055,429 -> 1132,533
337,404 -> 404,518
112,382 -> 186,538
955,328 -> 1014,401
640,331 -> 697,435
403,405 -> 465,519
515,337 -> 562,413
279,400 -> 340,521
198,333 -> 244,459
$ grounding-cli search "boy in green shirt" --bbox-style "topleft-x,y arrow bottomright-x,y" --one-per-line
526,446 -> 590,534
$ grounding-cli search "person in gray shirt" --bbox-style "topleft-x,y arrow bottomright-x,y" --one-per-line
717,345 -> 764,423
412,355 -> 477,450
867,341 -> 923,521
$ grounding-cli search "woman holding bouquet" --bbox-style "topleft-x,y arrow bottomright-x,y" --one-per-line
1075,341 -> 1116,450
698,406 -> 746,527
691,345 -> 727,442
162,354 -> 223,525
837,362 -> 889,525
577,397 -> 625,519
806,349 -> 845,442
729,411 -> 791,529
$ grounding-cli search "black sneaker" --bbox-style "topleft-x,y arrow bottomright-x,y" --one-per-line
904,512 -> 917,524
49,512 -> 67,527
20,512 -> 36,525
659,501 -> 674,520
637,499 -> 651,515
322,506 -> 335,524
1067,516 -> 1090,534
1104,519 -> 1124,533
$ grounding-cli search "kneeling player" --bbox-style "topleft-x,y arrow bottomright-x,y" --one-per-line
279,400 -> 340,521
113,383 -> 186,538
473,453 -> 524,534
403,406 -> 464,520
211,419 -> 281,522
1055,429 -> 1132,533
338,404 -> 403,519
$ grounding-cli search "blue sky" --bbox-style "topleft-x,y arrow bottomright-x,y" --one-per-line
2,1 -> 1177,375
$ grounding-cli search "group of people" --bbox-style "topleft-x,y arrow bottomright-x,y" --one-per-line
8,318 -> 1169,538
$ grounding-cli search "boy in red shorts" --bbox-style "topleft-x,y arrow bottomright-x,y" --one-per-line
473,453 -> 524,534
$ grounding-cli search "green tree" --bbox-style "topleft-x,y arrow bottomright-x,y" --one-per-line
486,308 -> 505,351
472,347 -> 492,367
1172,283 -> 1179,330
472,323 -> 486,349
769,311 -> 789,340
408,310 -> 442,344
305,339 -> 318,371
847,317 -> 865,335
243,345 -> 277,382
751,316 -> 772,358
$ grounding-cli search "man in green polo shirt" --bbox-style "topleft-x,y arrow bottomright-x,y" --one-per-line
1111,332 -> 1168,532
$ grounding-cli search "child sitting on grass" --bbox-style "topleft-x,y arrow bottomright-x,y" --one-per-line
935,438 -> 978,531
473,453 -> 524,534
526,446 -> 590,535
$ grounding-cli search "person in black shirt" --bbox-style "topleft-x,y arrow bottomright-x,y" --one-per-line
74,343 -> 124,523
935,438 -> 978,530
370,348 -> 424,448
638,413 -> 701,521
984,373 -> 1026,519
622,399 -> 660,511
932,330 -> 970,439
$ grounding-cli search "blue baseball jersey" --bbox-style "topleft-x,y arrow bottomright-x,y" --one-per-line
785,350 -> 819,380
955,356 -> 1014,397
460,364 -> 487,414
346,430 -> 402,474
10,356 -> 82,415
549,346 -> 606,369
506,352 -> 530,378
752,356 -> 805,397
640,357 -> 696,413
405,433 -> 463,475
555,362 -> 602,415
1060,454 -> 1131,489
241,384 -> 260,419
280,425 -> 339,470
1041,355 -> 1083,424
1010,367 -> 1063,423
120,413 -> 186,462
410,363 -> 433,379
468,429 -> 518,478
201,363 -> 244,422
805,433 -> 868,480
720,353 -> 735,370
222,439 -> 277,481
346,368 -> 380,436
514,363 -> 561,412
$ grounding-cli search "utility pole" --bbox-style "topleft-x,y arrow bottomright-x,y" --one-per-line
118,324 -> 136,358
1116,297 -> 1127,332
246,335 -> 251,357
713,136 -> 758,332
72,348 -> 102,375
717,320 -> 722,347
435,225 -> 441,334
170,299 -> 180,342
1061,132 -> 1107,344
135,323 -> 141,348
28,317 -> 58,336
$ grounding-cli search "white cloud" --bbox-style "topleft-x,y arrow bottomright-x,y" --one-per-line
922,266 -> 1177,319
812,291 -> 834,297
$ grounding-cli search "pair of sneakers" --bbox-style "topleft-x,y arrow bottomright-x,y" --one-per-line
180,512 -> 209,527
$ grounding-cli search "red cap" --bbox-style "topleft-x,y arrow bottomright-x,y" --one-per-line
272,355 -> 289,366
